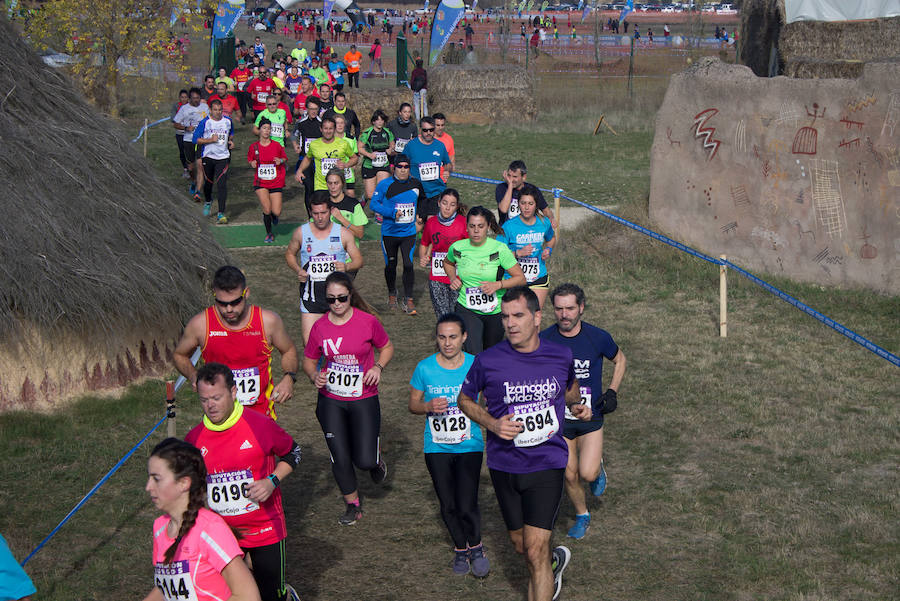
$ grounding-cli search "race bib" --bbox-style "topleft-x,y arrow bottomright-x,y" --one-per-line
518,257 -> 539,283
512,400 -> 558,447
257,164 -> 277,180
372,151 -> 388,167
394,138 -> 408,152
216,132 -> 227,146
256,92 -> 268,103
428,405 -> 471,444
326,362 -> 363,397
289,82 -> 300,93
464,286 -> 498,313
238,81 -> 247,91
431,252 -> 447,277
508,198 -> 520,218
344,165 -> 353,180
232,367 -> 261,405
565,386 -> 591,421
155,561 -> 198,601
350,60 -> 359,68
307,254 -> 336,282
320,157 -> 338,175
418,161 -> 439,181
270,122 -> 284,139
304,138 -> 312,154
395,202 -> 415,224
206,469 -> 259,516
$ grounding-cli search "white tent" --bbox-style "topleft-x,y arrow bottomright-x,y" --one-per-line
785,0 -> 900,23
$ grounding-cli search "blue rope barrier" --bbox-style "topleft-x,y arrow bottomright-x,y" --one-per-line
130,117 -> 170,143
21,349 -> 201,566
450,172 -> 899,368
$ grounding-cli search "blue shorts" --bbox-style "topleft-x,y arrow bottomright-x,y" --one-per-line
562,419 -> 603,440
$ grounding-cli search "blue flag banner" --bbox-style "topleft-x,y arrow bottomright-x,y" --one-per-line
429,0 -> 466,65
213,1 -> 244,39
424,0 -> 430,11
577,0 -> 584,9
581,2 -> 591,22
619,0 -> 633,22
472,0 -> 478,10
324,0 -> 336,24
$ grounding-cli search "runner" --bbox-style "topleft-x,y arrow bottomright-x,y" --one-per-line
308,56 -> 328,89
343,44 -> 362,88
358,109 -> 395,206
246,67 -> 276,119
214,82 -> 241,120
323,168 -> 368,248
327,52 -> 346,91
495,160 -> 556,227
457,286 -> 589,601
290,75 -> 319,120
171,89 -> 190,179
409,313 -> 489,577
285,195 -> 364,344
497,188 -> 556,307
200,75 -> 217,102
253,36 -> 266,62
282,64 -> 304,102
185,364 -> 303,601
172,87 -> 209,202
295,116 -> 358,193
144,437 -> 262,601
442,206 -> 526,354
316,82 -> 334,115
330,114 -> 360,198
324,92 -> 361,139
230,59 -> 252,124
419,188 -> 468,318
215,66 -> 235,91
386,103 -> 417,159
369,153 -> 427,315
253,95 -> 290,148
404,116 -> 452,220
540,283 -> 626,540
193,98 -> 235,224
248,119 -> 288,244
290,96 -> 323,216
302,272 -> 393,525
432,112 -> 455,182
173,265 -> 300,420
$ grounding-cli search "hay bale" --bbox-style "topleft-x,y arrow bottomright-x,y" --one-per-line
0,16 -> 230,411
739,0 -> 784,77
427,65 -> 536,123
340,87 -> 415,127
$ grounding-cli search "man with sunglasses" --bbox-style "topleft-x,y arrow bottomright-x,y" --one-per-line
246,67 -> 277,119
404,116 -> 452,220
173,266 -> 300,420
253,93 -> 290,148
369,153 -> 427,315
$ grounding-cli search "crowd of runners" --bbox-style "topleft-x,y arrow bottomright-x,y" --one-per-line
161,48 -> 627,601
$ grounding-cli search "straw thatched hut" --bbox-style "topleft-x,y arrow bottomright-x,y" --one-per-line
0,16 -> 229,411
741,0 -> 900,78
428,65 -> 536,124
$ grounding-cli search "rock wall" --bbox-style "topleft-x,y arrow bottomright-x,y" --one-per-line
649,58 -> 900,294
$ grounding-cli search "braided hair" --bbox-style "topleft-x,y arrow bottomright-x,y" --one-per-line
151,438 -> 208,564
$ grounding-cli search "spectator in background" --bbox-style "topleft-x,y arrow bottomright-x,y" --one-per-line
367,39 -> 385,78
409,58 -> 428,122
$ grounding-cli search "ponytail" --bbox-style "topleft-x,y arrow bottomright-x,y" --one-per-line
150,438 -> 209,564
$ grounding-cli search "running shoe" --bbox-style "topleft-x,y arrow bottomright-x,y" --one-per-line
468,545 -> 490,578
189,183 -> 196,195
567,514 -> 591,540
590,463 -> 607,496
285,583 -> 301,601
551,545 -> 571,601
264,234 -> 275,244
401,298 -> 418,315
216,213 -> 228,225
338,502 -> 362,526
452,549 -> 470,576
370,458 -> 387,484
202,202 -> 212,216
386,295 -> 400,311
193,192 -> 202,203
182,168 -> 190,179
374,213 -> 383,224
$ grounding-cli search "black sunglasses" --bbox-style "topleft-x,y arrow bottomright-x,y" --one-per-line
421,127 -> 435,132
326,294 -> 350,304
395,163 -> 410,169
214,295 -> 245,308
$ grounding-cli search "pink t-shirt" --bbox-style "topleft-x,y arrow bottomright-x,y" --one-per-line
304,309 -> 390,400
151,508 -> 243,601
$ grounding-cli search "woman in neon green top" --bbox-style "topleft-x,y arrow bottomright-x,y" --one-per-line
443,206 -> 526,354
333,113 -> 360,198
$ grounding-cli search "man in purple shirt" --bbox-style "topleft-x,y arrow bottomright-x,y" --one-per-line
458,286 -> 590,601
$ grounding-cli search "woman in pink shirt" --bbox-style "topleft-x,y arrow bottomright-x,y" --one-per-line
302,272 -> 394,526
143,438 -> 260,601
368,39 -> 385,78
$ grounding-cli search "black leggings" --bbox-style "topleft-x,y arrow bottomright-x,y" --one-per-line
234,90 -> 250,118
201,157 -> 230,213
381,235 -> 416,299
245,540 -> 287,601
348,71 -> 360,87
176,134 -> 188,168
315,393 -> 381,495
455,302 -> 504,354
425,452 -> 484,549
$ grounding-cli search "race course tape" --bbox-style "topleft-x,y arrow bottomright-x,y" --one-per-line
450,172 -> 899,368
21,349 -> 202,566
131,117 -> 170,143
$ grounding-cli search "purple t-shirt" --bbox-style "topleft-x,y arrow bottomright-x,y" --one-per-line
461,339 -> 575,473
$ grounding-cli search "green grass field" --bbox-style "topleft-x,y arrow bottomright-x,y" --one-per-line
3,35 -> 899,601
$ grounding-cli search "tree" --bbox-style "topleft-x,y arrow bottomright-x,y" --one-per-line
25,0 -> 207,117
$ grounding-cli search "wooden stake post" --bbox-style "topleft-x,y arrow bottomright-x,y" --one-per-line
553,188 -> 561,235
165,380 -> 176,438
719,255 -> 727,337
143,118 -> 148,157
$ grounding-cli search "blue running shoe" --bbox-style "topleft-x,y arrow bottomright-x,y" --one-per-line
567,514 -> 591,539
189,183 -> 196,195
452,549 -> 470,575
202,202 -> 211,217
468,545 -> 490,578
590,463 -> 607,496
